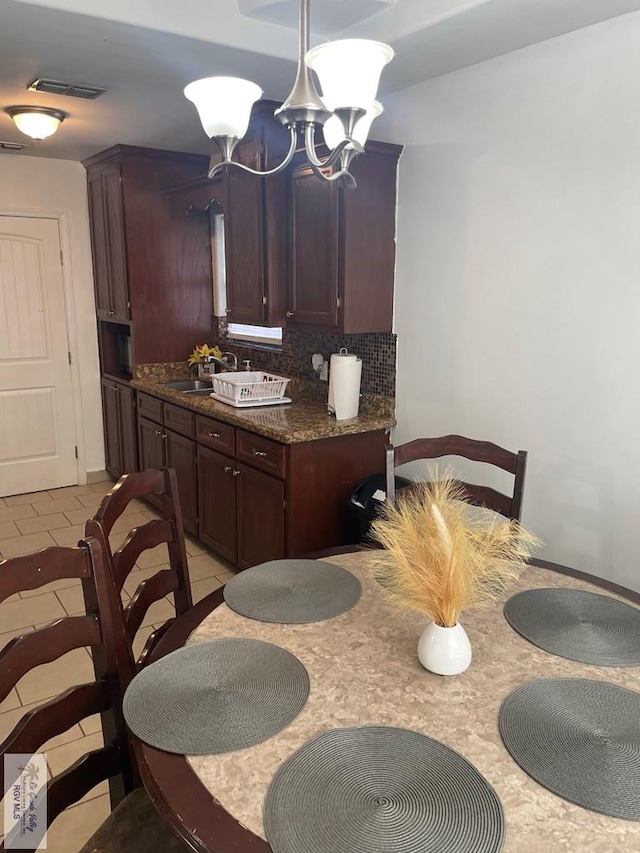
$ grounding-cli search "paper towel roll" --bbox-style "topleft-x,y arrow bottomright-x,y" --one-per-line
328,349 -> 357,414
329,350 -> 362,420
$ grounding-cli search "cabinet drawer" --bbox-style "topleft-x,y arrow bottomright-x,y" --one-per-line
236,429 -> 285,478
163,402 -> 195,439
196,416 -> 235,456
137,392 -> 163,423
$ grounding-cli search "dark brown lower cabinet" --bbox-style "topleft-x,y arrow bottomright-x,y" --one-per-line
101,377 -> 137,480
137,406 -> 198,535
138,415 -> 164,473
135,391 -> 387,569
164,429 -> 198,536
197,446 -> 238,565
197,447 -> 285,570
236,462 -> 285,570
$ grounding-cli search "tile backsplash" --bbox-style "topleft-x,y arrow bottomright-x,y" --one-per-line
214,320 -> 396,398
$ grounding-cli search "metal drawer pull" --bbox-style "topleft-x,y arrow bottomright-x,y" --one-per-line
154,429 -> 162,436
161,433 -> 167,440
208,431 -> 221,439
232,469 -> 240,476
224,465 -> 232,473
252,449 -> 268,457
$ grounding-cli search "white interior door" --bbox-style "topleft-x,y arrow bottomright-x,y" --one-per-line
0,216 -> 78,496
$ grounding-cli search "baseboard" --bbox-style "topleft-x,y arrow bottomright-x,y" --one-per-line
86,469 -> 110,484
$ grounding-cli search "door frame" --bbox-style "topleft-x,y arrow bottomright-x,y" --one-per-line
0,206 -> 87,487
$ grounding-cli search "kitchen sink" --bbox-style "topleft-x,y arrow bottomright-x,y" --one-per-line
164,380 -> 213,395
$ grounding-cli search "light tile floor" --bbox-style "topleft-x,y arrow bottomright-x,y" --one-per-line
0,477 -> 236,852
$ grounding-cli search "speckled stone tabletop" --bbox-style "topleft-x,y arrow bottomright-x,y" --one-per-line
131,377 -> 395,443
186,554 -> 640,853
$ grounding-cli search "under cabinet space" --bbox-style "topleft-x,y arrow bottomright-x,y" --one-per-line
99,321 -> 133,380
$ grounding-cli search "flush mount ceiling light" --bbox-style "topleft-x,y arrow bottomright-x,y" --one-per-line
184,0 -> 393,188
4,106 -> 67,140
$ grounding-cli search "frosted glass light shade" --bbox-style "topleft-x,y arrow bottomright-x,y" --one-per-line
305,39 -> 393,110
323,100 -> 383,150
11,111 -> 62,139
184,77 -> 263,138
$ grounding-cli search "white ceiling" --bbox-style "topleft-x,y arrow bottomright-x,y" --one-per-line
1,0 -> 639,162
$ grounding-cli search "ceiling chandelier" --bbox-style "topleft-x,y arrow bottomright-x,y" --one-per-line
4,106 -> 67,140
184,0 -> 393,188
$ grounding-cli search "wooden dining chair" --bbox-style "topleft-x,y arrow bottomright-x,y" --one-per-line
85,468 -> 193,669
0,539 -> 187,852
385,434 -> 528,521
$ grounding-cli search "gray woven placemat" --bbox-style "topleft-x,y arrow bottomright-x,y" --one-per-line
123,638 -> 309,755
264,726 -> 505,853
499,678 -> 640,820
223,559 -> 361,623
503,588 -> 640,666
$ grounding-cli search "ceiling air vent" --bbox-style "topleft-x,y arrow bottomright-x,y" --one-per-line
0,141 -> 27,151
28,78 -> 106,100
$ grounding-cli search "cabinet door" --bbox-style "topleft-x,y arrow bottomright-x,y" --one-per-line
102,162 -> 130,321
165,429 -> 198,536
88,173 -> 111,316
101,379 -> 121,479
288,166 -> 339,327
138,416 -> 165,473
223,167 -> 266,324
117,383 -> 138,476
197,445 -> 237,565
236,462 -> 285,570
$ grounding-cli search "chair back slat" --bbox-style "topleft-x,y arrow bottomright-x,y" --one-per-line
0,538 -> 137,838
0,617 -> 101,703
111,518 -> 176,592
85,467 -> 192,668
386,435 -> 528,521
0,546 -> 91,604
1,682 -> 110,765
45,745 -> 121,826
91,468 -> 167,533
124,569 -> 179,641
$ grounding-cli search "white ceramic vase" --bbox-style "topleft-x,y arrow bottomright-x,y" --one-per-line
417,621 -> 472,675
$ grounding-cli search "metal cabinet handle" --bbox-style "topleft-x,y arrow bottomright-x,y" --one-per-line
224,465 -> 232,473
232,469 -> 240,477
252,449 -> 268,458
208,431 -> 221,439
154,429 -> 162,436
161,433 -> 168,440
285,311 -> 294,318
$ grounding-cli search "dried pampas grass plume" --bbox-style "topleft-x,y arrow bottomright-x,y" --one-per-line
370,474 -> 540,627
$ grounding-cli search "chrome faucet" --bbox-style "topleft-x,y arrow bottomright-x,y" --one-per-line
208,351 -> 238,372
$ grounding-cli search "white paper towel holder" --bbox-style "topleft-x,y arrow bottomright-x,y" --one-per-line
328,347 -> 361,419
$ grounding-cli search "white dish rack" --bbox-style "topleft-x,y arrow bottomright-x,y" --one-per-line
210,371 -> 290,404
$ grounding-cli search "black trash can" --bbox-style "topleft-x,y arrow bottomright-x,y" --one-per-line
344,473 -> 412,545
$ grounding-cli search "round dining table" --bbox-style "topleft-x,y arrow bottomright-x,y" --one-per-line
132,552 -> 640,853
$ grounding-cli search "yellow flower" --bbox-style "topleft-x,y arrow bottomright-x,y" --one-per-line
187,344 -> 222,366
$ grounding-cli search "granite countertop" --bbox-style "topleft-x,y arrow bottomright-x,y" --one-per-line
131,376 -> 395,444
187,555 -> 640,852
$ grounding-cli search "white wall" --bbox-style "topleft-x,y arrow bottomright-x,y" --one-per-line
381,12 -> 640,590
0,156 -> 104,478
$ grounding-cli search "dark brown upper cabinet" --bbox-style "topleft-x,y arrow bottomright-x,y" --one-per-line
287,140 -> 402,333
84,145 -> 213,376
223,103 -> 290,327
